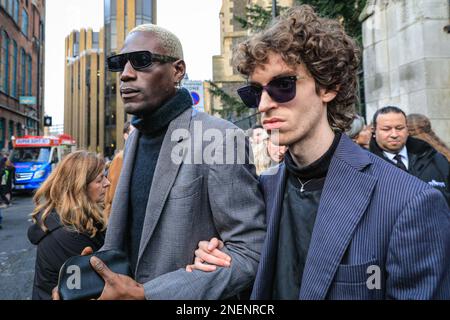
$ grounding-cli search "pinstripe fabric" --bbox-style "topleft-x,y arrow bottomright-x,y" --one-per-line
251,135 -> 450,300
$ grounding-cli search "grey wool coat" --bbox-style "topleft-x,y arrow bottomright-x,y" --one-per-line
102,107 -> 267,300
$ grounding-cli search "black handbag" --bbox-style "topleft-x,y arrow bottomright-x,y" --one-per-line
57,249 -> 132,300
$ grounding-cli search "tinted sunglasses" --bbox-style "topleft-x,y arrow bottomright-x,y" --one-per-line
107,50 -> 178,72
237,75 -> 298,109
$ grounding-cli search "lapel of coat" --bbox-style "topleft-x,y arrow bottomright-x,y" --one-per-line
103,129 -> 140,250
136,108 -> 193,267
299,135 -> 377,300
251,164 -> 287,299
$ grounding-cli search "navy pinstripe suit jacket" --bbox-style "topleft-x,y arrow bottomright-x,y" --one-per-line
251,135 -> 450,300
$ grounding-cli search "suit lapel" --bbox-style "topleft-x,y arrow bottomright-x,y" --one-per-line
299,136 -> 377,300
252,165 -> 287,299
103,129 -> 139,250
136,108 -> 193,267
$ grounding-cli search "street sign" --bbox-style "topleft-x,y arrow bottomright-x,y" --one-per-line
182,80 -> 205,113
44,116 -> 52,127
19,96 -> 37,105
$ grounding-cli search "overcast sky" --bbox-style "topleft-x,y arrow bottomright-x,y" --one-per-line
44,0 -> 222,125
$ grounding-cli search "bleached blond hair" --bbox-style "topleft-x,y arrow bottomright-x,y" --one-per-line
129,24 -> 184,60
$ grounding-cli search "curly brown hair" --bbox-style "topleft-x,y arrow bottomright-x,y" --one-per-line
234,5 -> 361,131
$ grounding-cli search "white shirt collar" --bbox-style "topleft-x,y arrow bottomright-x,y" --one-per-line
383,146 -> 409,169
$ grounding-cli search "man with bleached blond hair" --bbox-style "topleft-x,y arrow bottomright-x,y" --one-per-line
67,23 -> 266,300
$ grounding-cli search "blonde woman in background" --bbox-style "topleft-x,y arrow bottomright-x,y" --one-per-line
27,151 -> 110,300
267,139 -> 288,165
253,137 -> 270,176
252,129 -> 287,175
407,113 -> 450,162
104,121 -> 135,219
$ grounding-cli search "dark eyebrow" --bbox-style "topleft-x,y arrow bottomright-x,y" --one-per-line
272,73 -> 297,80
248,73 -> 297,85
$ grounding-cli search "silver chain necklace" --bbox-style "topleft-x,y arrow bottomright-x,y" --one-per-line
297,177 -> 313,193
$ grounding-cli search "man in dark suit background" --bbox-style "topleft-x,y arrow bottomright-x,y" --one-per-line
369,106 -> 450,205
190,5 -> 450,300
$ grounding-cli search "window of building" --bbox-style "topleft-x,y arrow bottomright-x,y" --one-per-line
20,48 -> 26,95
27,54 -> 32,95
110,0 -> 117,50
136,0 -> 143,25
0,31 -> 10,94
16,122 -> 23,137
21,9 -> 29,37
104,0 -> 111,23
111,20 -> 117,50
11,40 -> 17,97
136,0 -> 153,25
13,0 -> 19,23
124,0 -> 128,36
7,0 -> 12,15
0,31 -> 3,91
87,56 -> 91,147
39,20 -> 44,42
110,0 -> 116,17
73,32 -> 79,57
33,10 -> 41,40
92,32 -> 99,49
142,0 -> 152,23
0,118 -> 5,149
8,120 -> 14,141
104,0 -> 117,52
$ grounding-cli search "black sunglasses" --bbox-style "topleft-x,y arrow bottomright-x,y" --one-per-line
107,50 -> 178,72
237,75 -> 298,109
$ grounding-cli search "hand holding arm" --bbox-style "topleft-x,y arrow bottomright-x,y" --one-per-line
186,238 -> 231,272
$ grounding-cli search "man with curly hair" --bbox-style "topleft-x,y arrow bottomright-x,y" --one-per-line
190,5 -> 450,300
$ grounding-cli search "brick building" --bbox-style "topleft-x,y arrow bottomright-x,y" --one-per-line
64,28 -> 104,154
0,0 -> 45,150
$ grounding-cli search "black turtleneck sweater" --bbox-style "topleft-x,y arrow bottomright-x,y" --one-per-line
272,132 -> 341,300
127,88 -> 193,272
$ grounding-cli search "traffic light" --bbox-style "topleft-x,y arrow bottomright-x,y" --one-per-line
44,116 -> 52,127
